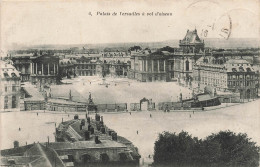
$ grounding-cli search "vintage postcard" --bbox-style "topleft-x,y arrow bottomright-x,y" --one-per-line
0,0 -> 259,166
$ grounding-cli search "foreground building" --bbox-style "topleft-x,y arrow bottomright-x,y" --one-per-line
193,57 -> 259,99
1,114 -> 140,167
0,60 -> 21,112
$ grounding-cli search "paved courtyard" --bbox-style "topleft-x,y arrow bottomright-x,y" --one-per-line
51,76 -> 193,104
1,77 -> 259,165
1,99 -> 259,165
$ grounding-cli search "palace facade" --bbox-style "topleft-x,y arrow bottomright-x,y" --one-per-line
170,29 -> 204,82
128,29 -> 205,82
193,56 -> 259,99
30,53 -> 60,85
0,60 -> 21,112
128,49 -> 171,82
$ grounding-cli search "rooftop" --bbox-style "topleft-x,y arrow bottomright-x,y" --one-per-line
48,140 -> 127,150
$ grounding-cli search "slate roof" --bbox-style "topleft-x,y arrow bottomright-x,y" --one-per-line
180,29 -> 203,44
48,140 -> 127,150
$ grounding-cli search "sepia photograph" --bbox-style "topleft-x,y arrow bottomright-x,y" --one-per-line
0,0 -> 259,166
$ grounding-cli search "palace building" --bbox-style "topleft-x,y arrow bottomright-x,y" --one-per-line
0,60 -> 21,112
30,53 -> 60,85
193,56 -> 259,99
128,48 -> 171,82
128,29 -> 205,82
11,54 -> 32,82
170,29 -> 204,82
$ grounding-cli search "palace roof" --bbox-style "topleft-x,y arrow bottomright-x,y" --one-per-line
180,29 -> 203,45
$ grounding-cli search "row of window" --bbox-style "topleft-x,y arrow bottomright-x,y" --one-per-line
77,65 -> 96,69
228,75 -> 257,80
4,85 -> 19,92
228,81 -> 258,87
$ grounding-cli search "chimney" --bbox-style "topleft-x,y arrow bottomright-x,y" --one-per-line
97,124 -> 101,131
84,131 -> 90,140
95,114 -> 100,121
88,124 -> 92,131
90,127 -> 94,134
95,136 -> 101,144
101,127 -> 106,134
13,141 -> 19,148
108,130 -> 114,136
81,119 -> 85,126
112,132 -> 117,141
74,114 -> 79,120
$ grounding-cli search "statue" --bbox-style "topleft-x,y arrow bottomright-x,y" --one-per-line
69,90 -> 72,100
179,93 -> 182,102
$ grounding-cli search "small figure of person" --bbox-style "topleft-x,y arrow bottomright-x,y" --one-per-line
90,82 -> 91,85
193,110 -> 194,114
18,127 -> 21,131
68,114 -> 69,117
37,112 -> 38,116
189,114 -> 191,118
137,130 -> 138,135
150,114 -> 152,118
130,112 -> 131,115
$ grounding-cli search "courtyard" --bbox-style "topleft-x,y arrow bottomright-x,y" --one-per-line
1,99 -> 259,165
50,76 -> 193,104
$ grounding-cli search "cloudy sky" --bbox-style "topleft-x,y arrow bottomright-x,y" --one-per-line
0,0 -> 259,51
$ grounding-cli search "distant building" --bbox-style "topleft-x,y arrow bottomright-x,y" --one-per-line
128,48 -> 171,82
11,54 -> 33,82
171,29 -> 204,82
0,60 -> 21,112
128,29 -> 204,82
193,57 -> 259,99
30,53 -> 60,85
59,59 -> 77,78
109,60 -> 130,77
11,52 -> 60,85
75,56 -> 98,76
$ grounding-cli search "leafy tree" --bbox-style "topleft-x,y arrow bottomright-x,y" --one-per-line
153,131 -> 259,167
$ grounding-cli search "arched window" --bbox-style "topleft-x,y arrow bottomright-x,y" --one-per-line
100,153 -> 109,163
12,96 -> 17,108
119,153 -> 128,161
186,60 -> 189,71
4,96 -> 8,109
82,154 -> 91,163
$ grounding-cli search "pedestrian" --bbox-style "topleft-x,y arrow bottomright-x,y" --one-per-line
137,130 -> 138,135
68,114 -> 69,117
90,82 -> 91,85
193,110 -> 194,114
130,112 -> 131,115
37,112 -> 38,116
18,127 -> 21,131
190,114 -> 191,118
150,114 -> 152,118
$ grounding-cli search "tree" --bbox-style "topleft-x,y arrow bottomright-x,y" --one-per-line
153,131 -> 259,167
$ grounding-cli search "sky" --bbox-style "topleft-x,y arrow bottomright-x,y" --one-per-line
0,0 -> 259,51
